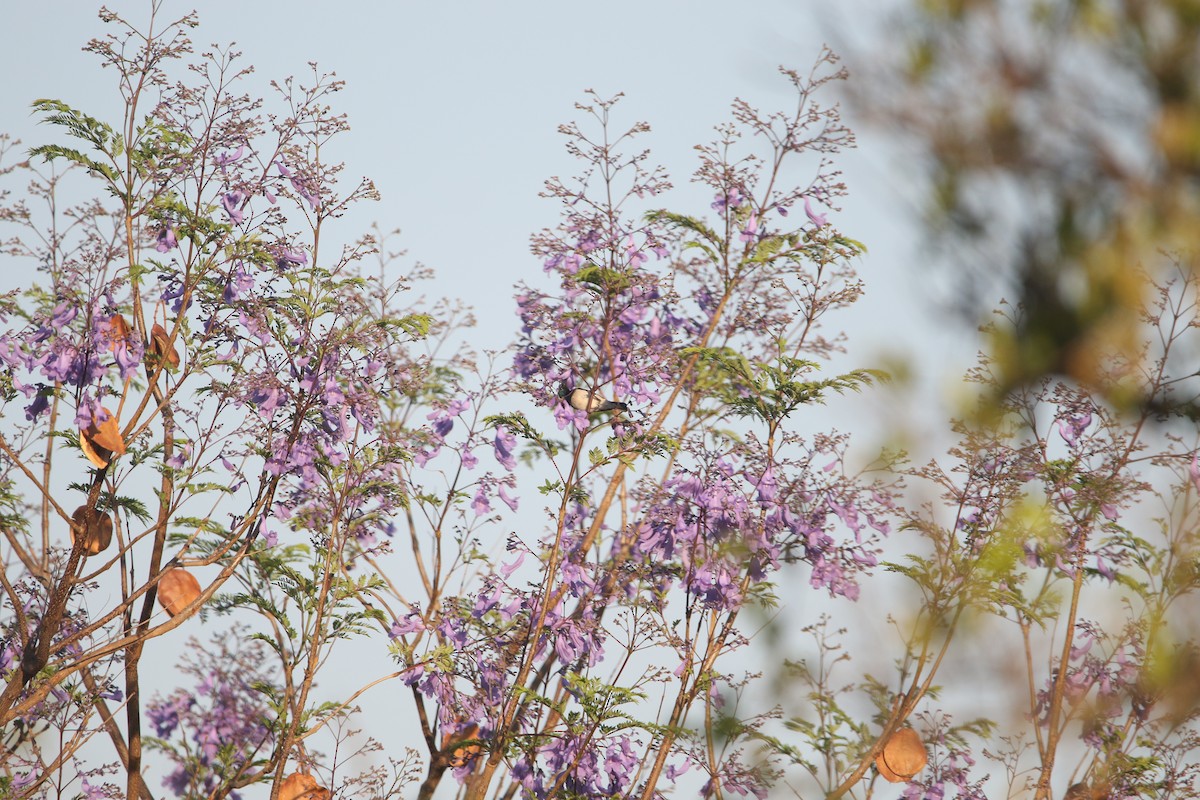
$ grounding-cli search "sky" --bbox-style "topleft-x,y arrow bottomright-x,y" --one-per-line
0,2 -> 978,439
0,1 -> 984,794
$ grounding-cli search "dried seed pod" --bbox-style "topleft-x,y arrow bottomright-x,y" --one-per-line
1064,782 -> 1110,800
109,314 -> 132,347
278,773 -> 330,800
875,727 -> 927,783
79,435 -> 110,469
150,323 -> 180,368
441,722 -> 482,768
70,505 -> 113,556
80,408 -> 126,468
158,568 -> 202,618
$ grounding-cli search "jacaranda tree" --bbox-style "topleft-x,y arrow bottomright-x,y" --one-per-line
2,5 -> 1199,800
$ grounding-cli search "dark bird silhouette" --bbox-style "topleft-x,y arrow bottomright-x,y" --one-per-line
559,383 -> 628,414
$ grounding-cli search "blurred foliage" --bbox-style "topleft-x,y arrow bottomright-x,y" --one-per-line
859,0 -> 1200,407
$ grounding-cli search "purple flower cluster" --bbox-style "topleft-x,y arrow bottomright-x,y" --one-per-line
145,629 -> 277,797
209,147 -> 321,230
510,732 -> 641,799
630,440 -> 890,606
1033,621 -> 1143,745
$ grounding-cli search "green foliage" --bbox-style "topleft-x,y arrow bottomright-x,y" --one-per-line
28,99 -> 120,183
682,345 -> 888,424
645,209 -> 722,260
559,672 -> 648,730
575,262 -> 633,295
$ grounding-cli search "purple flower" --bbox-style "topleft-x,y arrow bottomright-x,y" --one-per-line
755,466 -> 777,506
42,341 -> 99,386
712,188 -> 745,212
160,277 -> 188,313
498,484 -> 519,512
50,301 -> 78,331
413,447 -> 437,468
603,737 -> 637,791
665,761 -> 691,781
500,552 -> 525,579
223,262 -> 255,303
400,663 -> 425,686
214,144 -> 246,167
624,234 -> 647,268
291,176 -> 320,210
166,443 -> 191,470
274,247 -> 307,269
554,402 -> 590,432
1057,411 -> 1092,447
222,190 -> 247,224
804,196 -> 828,227
429,412 -> 454,438
163,767 -> 189,795
146,692 -> 194,737
24,386 -> 49,421
472,488 -> 490,516
739,212 -> 760,242
248,384 -> 286,418
904,784 -> 944,800
9,772 -> 35,791
472,589 -> 500,619
494,427 -> 517,471
112,338 -> 141,380
155,225 -> 178,253
853,549 -> 879,567
389,611 -> 426,638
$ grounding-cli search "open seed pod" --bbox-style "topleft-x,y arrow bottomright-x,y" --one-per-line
150,323 -> 181,368
1064,782 -> 1110,800
441,722 -> 482,768
875,727 -> 927,783
109,313 -> 132,346
70,505 -> 113,556
278,773 -> 330,800
80,408 -> 127,468
158,568 -> 202,618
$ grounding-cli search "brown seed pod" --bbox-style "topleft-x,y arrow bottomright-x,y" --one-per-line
109,314 -> 132,348
70,505 -> 113,556
150,323 -> 180,368
875,727 -> 927,783
80,408 -> 126,468
158,568 -> 202,618
441,722 -> 482,768
1064,782 -> 1110,800
79,435 -> 110,469
278,773 -> 330,800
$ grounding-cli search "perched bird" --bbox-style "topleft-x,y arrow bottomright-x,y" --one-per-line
559,383 -> 628,414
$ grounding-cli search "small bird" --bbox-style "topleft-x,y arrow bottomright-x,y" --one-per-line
559,383 -> 628,414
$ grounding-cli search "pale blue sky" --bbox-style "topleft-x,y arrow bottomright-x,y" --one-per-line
0,2 -> 974,430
